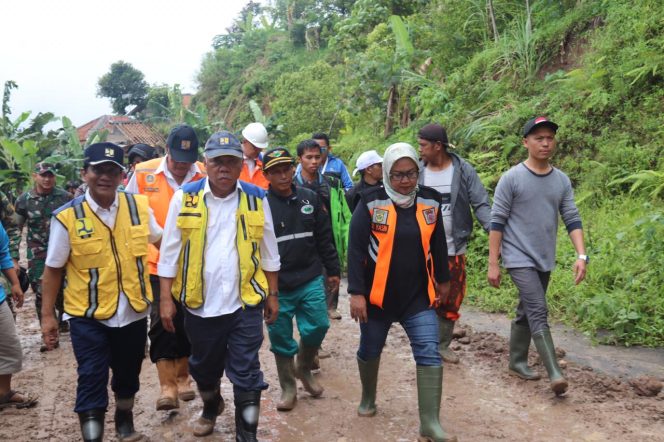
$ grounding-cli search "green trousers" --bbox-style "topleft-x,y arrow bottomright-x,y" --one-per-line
268,276 -> 330,356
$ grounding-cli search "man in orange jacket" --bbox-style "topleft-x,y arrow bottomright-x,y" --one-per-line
125,124 -> 206,411
239,122 -> 270,189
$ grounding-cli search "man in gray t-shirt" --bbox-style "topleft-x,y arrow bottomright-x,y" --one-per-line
418,123 -> 491,364
488,116 -> 588,396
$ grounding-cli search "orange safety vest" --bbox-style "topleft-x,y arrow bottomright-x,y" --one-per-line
240,159 -> 269,189
133,157 -> 206,274
366,191 -> 440,308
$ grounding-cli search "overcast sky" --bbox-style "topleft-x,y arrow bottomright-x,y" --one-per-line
1,0 -> 249,127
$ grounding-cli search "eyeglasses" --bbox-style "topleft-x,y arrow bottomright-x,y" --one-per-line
389,170 -> 419,182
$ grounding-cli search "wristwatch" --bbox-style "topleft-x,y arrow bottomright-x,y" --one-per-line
577,254 -> 590,263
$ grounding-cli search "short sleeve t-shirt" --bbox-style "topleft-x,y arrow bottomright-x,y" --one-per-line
422,165 -> 455,255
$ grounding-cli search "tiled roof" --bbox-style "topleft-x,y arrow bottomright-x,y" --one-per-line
77,115 -> 165,148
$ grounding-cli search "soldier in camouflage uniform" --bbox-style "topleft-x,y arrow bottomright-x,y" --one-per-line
1,190 -> 20,318
11,163 -> 72,339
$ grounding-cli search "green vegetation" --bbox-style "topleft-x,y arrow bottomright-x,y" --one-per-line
0,0 -> 661,346
192,0 -> 663,346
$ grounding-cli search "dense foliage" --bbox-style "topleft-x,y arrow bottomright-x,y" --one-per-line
194,0 -> 663,346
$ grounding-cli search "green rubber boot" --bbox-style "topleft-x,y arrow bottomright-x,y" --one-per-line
508,322 -> 541,380
438,318 -> 459,364
295,342 -> 324,397
357,356 -> 380,417
416,366 -> 457,442
532,329 -> 568,395
274,354 -> 297,411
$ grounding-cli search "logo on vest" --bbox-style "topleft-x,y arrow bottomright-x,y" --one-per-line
146,174 -> 156,184
75,218 -> 95,237
372,209 -> 389,224
423,207 -> 436,225
184,193 -> 200,208
301,204 -> 314,215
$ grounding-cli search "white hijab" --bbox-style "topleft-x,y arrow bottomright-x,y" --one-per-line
382,142 -> 419,208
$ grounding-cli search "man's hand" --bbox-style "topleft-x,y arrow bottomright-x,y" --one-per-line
10,282 -> 23,308
326,275 -> 340,293
41,314 -> 59,351
160,294 -> 177,333
573,259 -> 587,285
487,262 -> 502,288
264,295 -> 279,325
434,281 -> 450,308
350,294 -> 368,323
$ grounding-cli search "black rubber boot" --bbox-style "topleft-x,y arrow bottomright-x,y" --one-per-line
78,409 -> 105,442
357,356 -> 380,417
508,322 -> 541,380
235,390 -> 261,442
532,328 -> 568,395
115,396 -> 143,442
193,387 -> 224,437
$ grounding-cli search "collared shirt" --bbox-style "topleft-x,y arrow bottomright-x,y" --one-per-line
45,190 -> 163,327
124,157 -> 203,194
158,180 -> 280,318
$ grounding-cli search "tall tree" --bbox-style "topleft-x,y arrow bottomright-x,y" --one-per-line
97,61 -> 148,115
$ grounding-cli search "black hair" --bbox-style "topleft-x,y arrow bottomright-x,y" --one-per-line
311,132 -> 330,147
297,139 -> 321,157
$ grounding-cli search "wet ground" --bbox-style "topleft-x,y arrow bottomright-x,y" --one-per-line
2,280 -> 663,441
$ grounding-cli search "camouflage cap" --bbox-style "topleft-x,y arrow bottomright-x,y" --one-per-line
34,162 -> 56,175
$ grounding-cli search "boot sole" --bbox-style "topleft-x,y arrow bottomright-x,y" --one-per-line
551,379 -> 568,395
156,398 -> 179,411
357,408 -> 376,417
178,391 -> 196,401
276,399 -> 297,411
508,368 -> 541,381
418,435 -> 458,442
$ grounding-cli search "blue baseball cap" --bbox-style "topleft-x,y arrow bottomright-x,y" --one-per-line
204,131 -> 243,159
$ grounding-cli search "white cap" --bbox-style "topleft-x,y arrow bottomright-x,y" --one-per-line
241,122 -> 269,149
353,150 -> 383,176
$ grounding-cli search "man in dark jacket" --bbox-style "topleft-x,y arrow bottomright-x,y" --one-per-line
262,147 -> 340,411
346,150 -> 383,213
418,123 -> 491,364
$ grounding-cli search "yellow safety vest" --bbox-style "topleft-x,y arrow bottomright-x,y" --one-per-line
55,193 -> 152,319
172,179 -> 269,309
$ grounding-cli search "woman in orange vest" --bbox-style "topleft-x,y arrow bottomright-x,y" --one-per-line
347,142 -> 457,442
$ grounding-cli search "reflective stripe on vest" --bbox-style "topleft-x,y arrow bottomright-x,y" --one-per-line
57,193 -> 152,320
367,196 -> 439,308
172,182 -> 268,309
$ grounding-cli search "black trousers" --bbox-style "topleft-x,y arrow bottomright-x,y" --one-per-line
148,275 -> 191,362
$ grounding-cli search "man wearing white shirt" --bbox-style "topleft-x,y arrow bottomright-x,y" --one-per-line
158,131 -> 280,439
126,124 -> 206,411
41,143 -> 162,442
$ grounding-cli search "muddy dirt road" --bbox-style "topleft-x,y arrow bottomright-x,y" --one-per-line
2,282 -> 663,441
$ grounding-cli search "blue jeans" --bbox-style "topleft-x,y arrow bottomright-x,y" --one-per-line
357,308 -> 441,366
70,317 -> 147,413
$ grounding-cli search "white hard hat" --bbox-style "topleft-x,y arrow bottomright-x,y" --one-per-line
353,150 -> 383,176
241,122 -> 269,149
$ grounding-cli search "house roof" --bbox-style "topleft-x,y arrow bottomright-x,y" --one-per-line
77,115 -> 165,148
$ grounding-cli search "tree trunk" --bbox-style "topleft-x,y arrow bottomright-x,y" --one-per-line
487,0 -> 499,42
384,85 -> 398,138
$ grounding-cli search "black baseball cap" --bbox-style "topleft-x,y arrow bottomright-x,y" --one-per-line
128,144 -> 156,163
204,131 -> 243,159
263,147 -> 294,172
166,124 -> 199,163
84,143 -> 125,170
522,116 -> 559,137
418,123 -> 449,146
